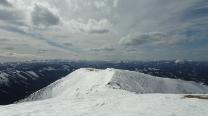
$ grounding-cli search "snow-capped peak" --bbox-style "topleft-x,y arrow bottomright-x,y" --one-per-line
22,68 -> 208,102
3,68 -> 208,116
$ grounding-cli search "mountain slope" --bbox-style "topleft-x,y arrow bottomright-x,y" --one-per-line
22,68 -> 208,102
0,62 -> 74,105
0,68 -> 208,116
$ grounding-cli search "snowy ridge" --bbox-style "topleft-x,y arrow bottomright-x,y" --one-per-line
109,69 -> 208,94
0,71 -> 9,85
1,68 -> 208,116
22,68 -> 208,102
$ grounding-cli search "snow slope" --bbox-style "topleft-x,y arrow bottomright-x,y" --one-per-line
1,68 -> 208,116
22,68 -> 208,102
0,71 -> 9,85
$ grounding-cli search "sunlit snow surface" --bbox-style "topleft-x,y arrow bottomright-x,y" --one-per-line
0,68 -> 208,116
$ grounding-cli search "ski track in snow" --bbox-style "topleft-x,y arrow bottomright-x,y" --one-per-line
0,68 -> 208,116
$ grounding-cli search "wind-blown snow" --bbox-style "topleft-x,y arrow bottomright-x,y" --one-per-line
1,68 -> 208,116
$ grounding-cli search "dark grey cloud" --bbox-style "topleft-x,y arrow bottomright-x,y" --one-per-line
119,32 -> 187,46
182,0 -> 208,19
0,25 -> 65,50
79,28 -> 110,34
86,29 -> 109,34
63,42 -> 73,46
32,4 -> 60,27
3,47 -> 15,50
0,8 -> 25,24
119,33 -> 163,46
0,25 -> 83,53
0,0 -> 12,7
0,38 -> 10,42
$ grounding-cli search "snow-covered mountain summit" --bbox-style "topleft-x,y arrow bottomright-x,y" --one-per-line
22,68 -> 208,102
1,68 -> 208,116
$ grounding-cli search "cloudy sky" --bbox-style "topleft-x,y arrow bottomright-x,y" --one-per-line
0,0 -> 207,61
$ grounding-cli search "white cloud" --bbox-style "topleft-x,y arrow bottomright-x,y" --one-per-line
113,0 -> 120,7
68,19 -> 112,34
94,1 -> 106,9
90,45 -> 115,52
